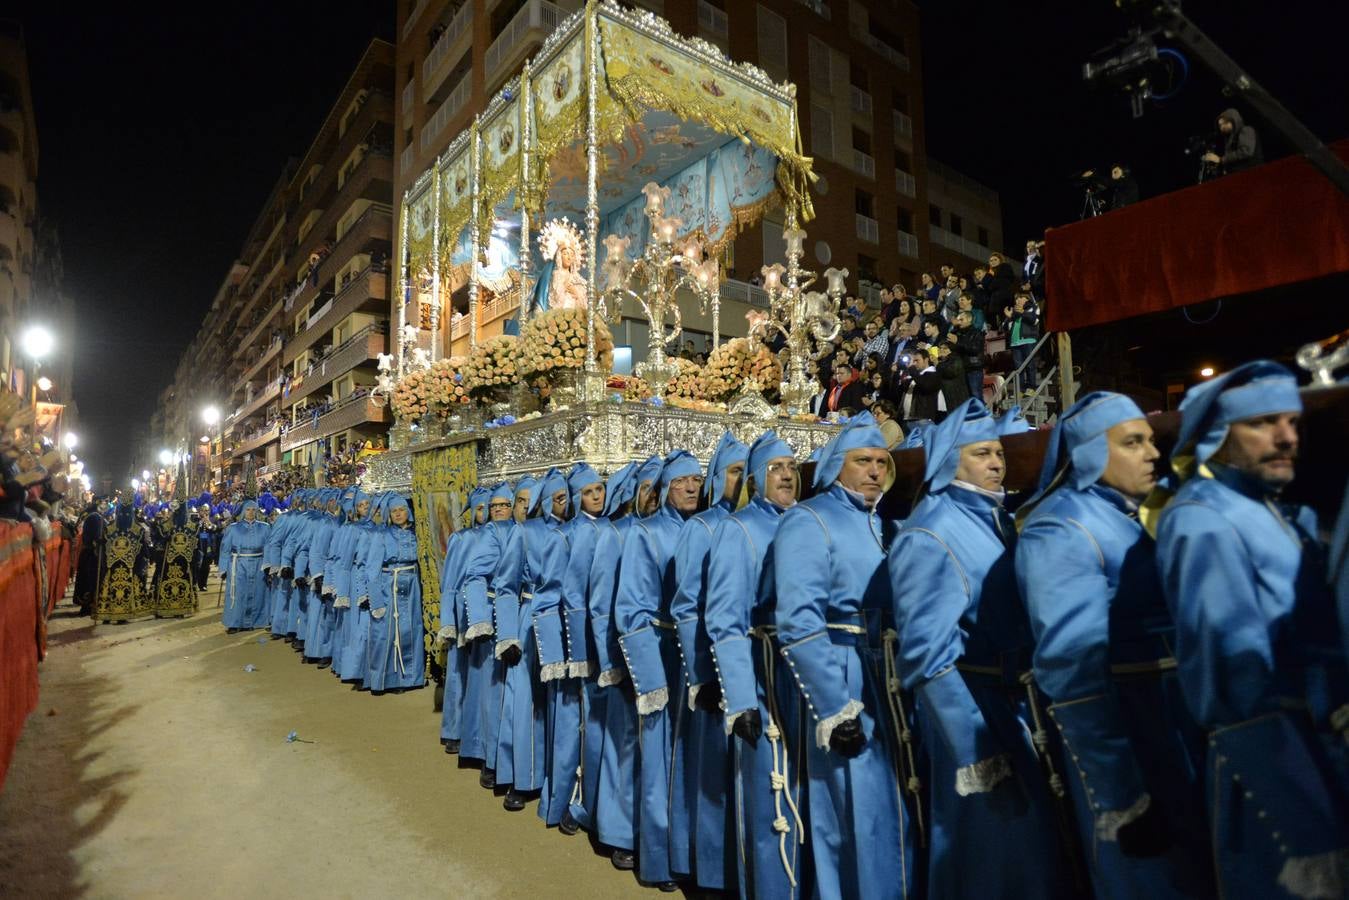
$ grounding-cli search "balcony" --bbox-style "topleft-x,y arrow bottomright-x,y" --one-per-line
284,325 -> 387,407
450,289 -> 522,341
421,75 -> 471,154
893,111 -> 913,141
232,422 -> 282,458
403,0 -> 431,38
895,169 -> 916,197
285,261 -> 389,363
855,213 -> 879,244
851,27 -> 911,73
697,0 -> 728,36
289,155 -> 394,299
849,86 -> 872,118
898,230 -> 920,258
852,149 -> 875,179
230,377 -> 282,424
282,396 -> 390,452
234,297 -> 283,359
485,0 -> 568,89
0,211 -> 15,259
401,78 -> 416,116
792,0 -> 830,18
422,2 -> 474,101
234,336 -> 284,392
399,141 -> 416,180
929,225 -> 991,262
0,151 -> 19,197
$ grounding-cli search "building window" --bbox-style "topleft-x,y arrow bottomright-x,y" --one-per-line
894,149 -> 912,171
855,189 -> 874,218
949,214 -> 963,237
698,0 -> 729,37
897,208 -> 914,232
809,36 -> 832,95
756,5 -> 788,72
850,61 -> 868,91
857,253 -> 878,283
852,127 -> 872,154
929,204 -> 942,227
810,104 -> 834,159
892,93 -> 909,114
978,226 -> 990,247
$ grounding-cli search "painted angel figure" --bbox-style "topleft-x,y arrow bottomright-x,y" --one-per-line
376,352 -> 395,373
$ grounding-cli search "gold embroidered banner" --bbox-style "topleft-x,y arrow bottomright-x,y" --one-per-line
410,441 -> 478,663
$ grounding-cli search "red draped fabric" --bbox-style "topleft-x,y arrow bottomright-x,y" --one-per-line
1045,141 -> 1349,332
0,522 -> 39,789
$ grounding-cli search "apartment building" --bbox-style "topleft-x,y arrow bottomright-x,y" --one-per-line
923,158 -> 1006,276
393,0 -> 1006,347
0,19 -> 39,387
149,40 -> 396,490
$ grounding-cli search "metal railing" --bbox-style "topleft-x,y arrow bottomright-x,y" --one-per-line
897,230 -> 919,258
991,331 -> 1057,426
401,78 -> 416,114
893,111 -> 913,140
849,86 -> 872,117
485,0 -> 565,84
895,169 -> 916,197
855,214 -> 879,244
423,2 -> 474,86
421,75 -> 471,153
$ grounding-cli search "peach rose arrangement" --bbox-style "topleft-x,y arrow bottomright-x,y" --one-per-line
391,369 -> 431,422
428,356 -> 470,417
667,357 -> 707,401
463,334 -> 520,401
701,337 -> 783,402
518,307 -> 615,381
606,373 -> 652,402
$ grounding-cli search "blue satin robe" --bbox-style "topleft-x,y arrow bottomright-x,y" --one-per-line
362,523 -> 425,692
616,504 -> 693,884
891,485 -> 1068,899
706,496 -> 810,899
265,512 -> 301,636
438,528 -> 472,743
345,524 -> 380,687
567,512 -> 609,830
776,484 -> 913,900
219,520 -> 269,630
589,516 -> 640,852
1156,466 -> 1349,900
281,511 -> 321,641
325,518 -> 370,680
1018,484 -> 1209,899
670,500 -> 736,890
301,513 -> 341,660
459,521 -> 511,762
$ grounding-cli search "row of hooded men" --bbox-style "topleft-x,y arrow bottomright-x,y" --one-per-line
215,486 -> 427,693
432,358 -> 1348,900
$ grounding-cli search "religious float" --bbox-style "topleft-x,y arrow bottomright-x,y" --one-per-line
359,0 -> 859,629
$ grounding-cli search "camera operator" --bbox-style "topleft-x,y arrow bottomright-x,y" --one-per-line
1202,108 -> 1263,176
1080,164 -> 1138,211
893,346 -> 942,426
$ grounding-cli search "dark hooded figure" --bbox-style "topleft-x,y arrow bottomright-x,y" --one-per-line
1211,108 -> 1263,175
74,501 -> 106,616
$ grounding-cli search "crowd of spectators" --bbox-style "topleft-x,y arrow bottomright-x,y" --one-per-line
807,243 -> 1047,445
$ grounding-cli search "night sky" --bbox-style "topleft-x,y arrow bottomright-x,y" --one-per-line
19,1 -> 1347,486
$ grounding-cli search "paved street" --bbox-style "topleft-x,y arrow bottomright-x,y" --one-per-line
0,587 -> 645,898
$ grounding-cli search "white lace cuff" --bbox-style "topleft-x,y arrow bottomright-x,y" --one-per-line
333,596 -> 350,609
495,639 -> 521,660
814,699 -> 864,750
1095,793 -> 1150,842
687,683 -> 706,709
568,660 -> 595,680
463,621 -> 493,642
636,686 -> 669,716
955,753 -> 1012,796
1277,848 -> 1348,900
539,662 -> 568,682
597,668 -> 626,688
370,607 -> 387,621
724,708 -> 750,736
437,625 -> 456,642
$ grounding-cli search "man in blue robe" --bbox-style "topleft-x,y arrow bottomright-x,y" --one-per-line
776,411 -> 914,899
438,487 -> 489,752
541,463 -> 605,832
889,398 -> 1068,899
219,499 -> 269,632
1152,360 -> 1349,899
459,483 -> 516,776
492,476 -> 553,810
570,462 -> 637,834
589,458 -> 653,871
300,489 -> 347,666
265,490 -> 307,639
281,490 -> 327,648
706,431 -> 811,899
1017,392 -> 1211,898
324,488 -> 370,681
347,494 -> 391,689
670,431 -> 747,891
362,494 -> 425,692
617,450 -> 706,891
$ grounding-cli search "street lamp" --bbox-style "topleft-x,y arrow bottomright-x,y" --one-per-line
21,325 -> 55,408
36,376 -> 52,393
141,469 -> 151,481
158,448 -> 174,467
201,405 -> 220,426
62,432 -> 78,450
130,478 -> 140,491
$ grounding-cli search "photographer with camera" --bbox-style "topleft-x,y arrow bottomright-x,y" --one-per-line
894,346 -> 942,426
1202,108 -> 1263,176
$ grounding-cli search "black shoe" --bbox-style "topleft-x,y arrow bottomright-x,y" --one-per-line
503,790 -> 528,812
226,627 -> 239,634
558,812 -> 580,836
316,658 -> 331,670
443,740 -> 460,755
657,882 -> 678,893
479,768 -> 496,790
610,849 -> 636,871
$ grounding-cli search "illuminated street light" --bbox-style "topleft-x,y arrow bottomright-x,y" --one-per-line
141,469 -> 151,481
21,325 -> 54,361
36,376 -> 53,392
200,435 -> 210,443
1200,366 -> 1215,378
131,478 -> 140,490
158,448 -> 174,466
201,405 -> 221,426
62,432 -> 78,450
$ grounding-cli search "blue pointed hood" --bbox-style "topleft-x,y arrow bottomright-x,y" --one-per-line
513,476 -> 538,517
922,398 -> 1000,492
704,431 -> 749,504
996,405 -> 1034,435
747,430 -> 796,502
659,449 -> 704,507
899,421 -> 932,449
385,494 -> 413,526
1022,391 -> 1146,511
1171,360 -> 1301,481
568,463 -> 603,514
812,410 -> 893,491
531,467 -> 568,518
602,462 -> 639,516
635,454 -> 664,516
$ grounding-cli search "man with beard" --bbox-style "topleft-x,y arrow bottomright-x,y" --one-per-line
1153,361 -> 1349,899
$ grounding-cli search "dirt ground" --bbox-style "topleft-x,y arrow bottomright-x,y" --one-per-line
0,586 -> 647,898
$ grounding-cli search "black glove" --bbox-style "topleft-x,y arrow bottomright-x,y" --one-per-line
732,709 -> 763,746
1116,798 -> 1170,858
500,644 -> 523,667
828,717 -> 867,758
312,575 -> 324,593
279,566 -> 294,580
294,576 -> 308,590
695,681 -> 723,713
264,571 -> 274,587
